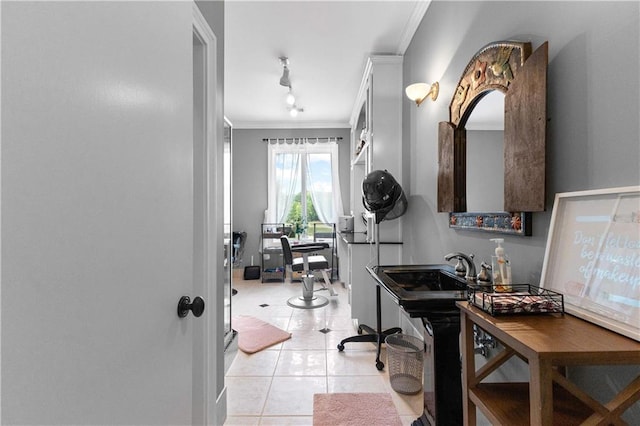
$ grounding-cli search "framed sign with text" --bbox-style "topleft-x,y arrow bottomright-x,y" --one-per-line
540,186 -> 640,341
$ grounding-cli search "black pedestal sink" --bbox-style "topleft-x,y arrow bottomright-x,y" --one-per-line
368,264 -> 467,426
368,264 -> 468,317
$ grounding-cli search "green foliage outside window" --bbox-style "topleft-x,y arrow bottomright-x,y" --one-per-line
287,192 -> 323,237
286,192 -> 319,224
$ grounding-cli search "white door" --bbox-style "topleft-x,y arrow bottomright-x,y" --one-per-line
1,2 -> 217,424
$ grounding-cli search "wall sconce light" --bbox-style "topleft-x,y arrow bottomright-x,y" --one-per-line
405,82 -> 439,106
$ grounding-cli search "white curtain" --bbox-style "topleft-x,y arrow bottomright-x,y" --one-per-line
266,140 -> 344,225
267,143 -> 301,223
305,143 -> 344,224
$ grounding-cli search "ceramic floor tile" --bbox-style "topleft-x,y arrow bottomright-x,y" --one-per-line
237,303 -> 287,315
289,314 -> 325,328
287,315 -> 329,331
225,376 -> 272,416
227,349 -> 280,377
224,416 -> 260,425
327,375 -> 389,393
282,329 -> 326,350
324,314 -> 355,330
262,376 -> 327,416
226,275 -> 425,424
258,416 -> 313,425
264,316 -> 292,330
326,349 -> 387,376
290,307 -> 326,319
325,329 -> 378,352
274,350 -> 327,376
385,383 -> 424,416
323,304 -> 349,317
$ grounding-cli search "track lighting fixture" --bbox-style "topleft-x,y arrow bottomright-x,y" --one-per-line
279,56 -> 303,116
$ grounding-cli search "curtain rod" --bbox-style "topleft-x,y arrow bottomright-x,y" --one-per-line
262,137 -> 343,144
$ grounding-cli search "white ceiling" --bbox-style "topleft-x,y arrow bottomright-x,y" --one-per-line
224,0 -> 430,129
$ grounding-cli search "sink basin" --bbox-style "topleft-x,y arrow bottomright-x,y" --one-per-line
368,264 -> 469,317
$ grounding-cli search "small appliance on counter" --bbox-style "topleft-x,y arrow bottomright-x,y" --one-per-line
338,215 -> 354,233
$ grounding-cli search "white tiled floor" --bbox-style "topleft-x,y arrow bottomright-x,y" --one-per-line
224,272 -> 423,425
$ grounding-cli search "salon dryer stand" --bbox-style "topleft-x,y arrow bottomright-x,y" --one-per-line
336,223 -> 401,370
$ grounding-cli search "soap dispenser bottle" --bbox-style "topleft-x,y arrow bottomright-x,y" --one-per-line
490,238 -> 512,292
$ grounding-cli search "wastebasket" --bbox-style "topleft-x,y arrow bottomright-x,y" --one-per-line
385,333 -> 424,395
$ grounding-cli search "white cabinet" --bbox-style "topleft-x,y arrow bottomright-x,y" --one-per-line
345,55 -> 404,330
349,240 -> 402,330
349,55 -> 404,242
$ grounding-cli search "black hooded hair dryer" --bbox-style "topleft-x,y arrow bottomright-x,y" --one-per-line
362,169 -> 408,224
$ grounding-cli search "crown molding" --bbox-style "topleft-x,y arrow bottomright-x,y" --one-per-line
397,0 -> 431,54
231,120 -> 351,130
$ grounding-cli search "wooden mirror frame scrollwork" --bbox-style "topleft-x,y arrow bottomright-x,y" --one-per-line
438,40 -> 548,236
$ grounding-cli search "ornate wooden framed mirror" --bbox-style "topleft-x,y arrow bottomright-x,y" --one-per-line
438,40 -> 548,236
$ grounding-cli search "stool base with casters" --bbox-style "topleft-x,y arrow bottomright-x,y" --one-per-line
337,284 -> 401,370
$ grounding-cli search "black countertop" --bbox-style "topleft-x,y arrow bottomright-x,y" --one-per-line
338,231 -> 403,245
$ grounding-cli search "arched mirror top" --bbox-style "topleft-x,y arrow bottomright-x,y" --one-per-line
450,41 -> 532,127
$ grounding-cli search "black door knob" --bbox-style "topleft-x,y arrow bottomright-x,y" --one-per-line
177,296 -> 205,318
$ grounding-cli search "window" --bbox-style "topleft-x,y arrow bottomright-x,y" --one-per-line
266,141 -> 343,233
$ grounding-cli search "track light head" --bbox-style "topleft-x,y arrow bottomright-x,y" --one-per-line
279,67 -> 291,87
279,56 -> 291,87
289,106 -> 304,117
286,90 -> 296,106
278,57 -> 303,116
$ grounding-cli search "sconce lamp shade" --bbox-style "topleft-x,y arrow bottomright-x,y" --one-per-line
405,82 -> 439,106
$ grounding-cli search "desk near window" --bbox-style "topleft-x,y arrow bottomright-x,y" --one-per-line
457,301 -> 640,425
261,223 -> 337,282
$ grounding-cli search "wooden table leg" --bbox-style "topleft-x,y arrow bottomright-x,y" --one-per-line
529,357 -> 553,425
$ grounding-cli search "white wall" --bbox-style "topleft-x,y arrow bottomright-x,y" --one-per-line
403,1 -> 639,422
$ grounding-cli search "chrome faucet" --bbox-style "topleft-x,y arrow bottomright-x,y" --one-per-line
444,252 -> 477,282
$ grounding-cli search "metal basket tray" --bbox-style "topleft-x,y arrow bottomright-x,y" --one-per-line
467,284 -> 564,316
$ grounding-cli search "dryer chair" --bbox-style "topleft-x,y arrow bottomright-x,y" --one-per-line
280,235 -> 336,309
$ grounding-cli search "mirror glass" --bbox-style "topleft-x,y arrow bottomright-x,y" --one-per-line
464,90 -> 505,212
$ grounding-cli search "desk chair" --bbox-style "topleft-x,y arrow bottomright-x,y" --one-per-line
280,236 -> 336,309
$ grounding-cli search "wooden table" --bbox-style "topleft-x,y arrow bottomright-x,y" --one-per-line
457,302 -> 640,425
